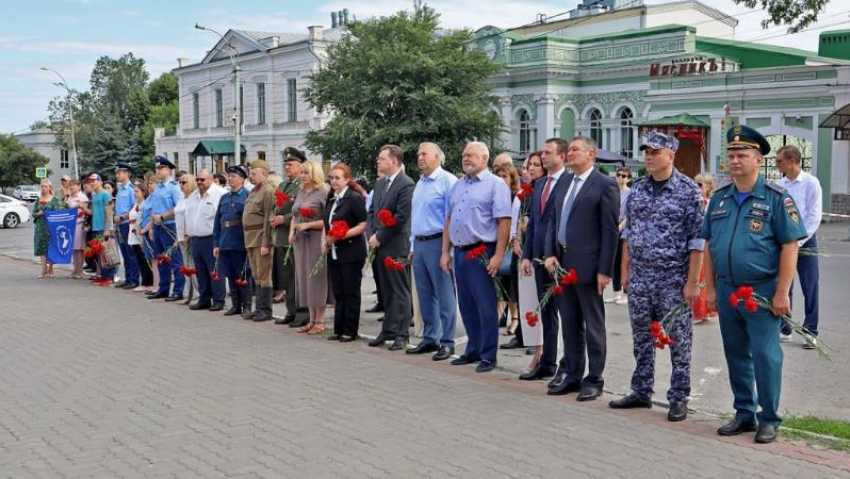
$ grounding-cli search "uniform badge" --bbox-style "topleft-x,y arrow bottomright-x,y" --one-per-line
784,197 -> 794,207
752,203 -> 770,211
788,209 -> 800,224
749,219 -> 764,232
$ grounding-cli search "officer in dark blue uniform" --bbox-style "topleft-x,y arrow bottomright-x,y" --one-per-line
701,125 -> 807,444
213,165 -> 252,316
148,155 -> 185,301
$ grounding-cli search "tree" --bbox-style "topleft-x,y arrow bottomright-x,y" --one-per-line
140,101 -> 179,172
0,134 -> 50,188
734,0 -> 831,33
149,73 -> 179,106
303,5 -> 504,178
29,120 -> 49,131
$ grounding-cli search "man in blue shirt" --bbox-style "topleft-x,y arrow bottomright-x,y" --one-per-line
701,125 -> 807,444
440,141 -> 512,373
147,155 -> 185,301
85,173 -> 117,285
112,162 -> 140,290
406,142 -> 458,360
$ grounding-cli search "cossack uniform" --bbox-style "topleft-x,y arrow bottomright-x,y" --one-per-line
213,165 -> 252,316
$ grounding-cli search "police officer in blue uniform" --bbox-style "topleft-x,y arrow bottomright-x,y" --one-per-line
610,132 -> 705,422
147,155 -> 186,301
113,162 -> 140,289
213,165 -> 252,316
701,125 -> 807,444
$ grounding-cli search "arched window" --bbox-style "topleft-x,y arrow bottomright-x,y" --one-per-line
519,110 -> 531,155
619,108 -> 634,158
589,109 -> 603,147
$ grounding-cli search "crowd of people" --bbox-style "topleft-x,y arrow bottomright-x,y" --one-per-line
34,125 -> 821,445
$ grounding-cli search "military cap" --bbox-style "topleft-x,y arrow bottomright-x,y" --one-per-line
639,131 -> 680,153
226,165 -> 248,178
115,162 -> 133,171
155,155 -> 176,169
727,124 -> 770,155
250,159 -> 270,171
283,147 -> 307,163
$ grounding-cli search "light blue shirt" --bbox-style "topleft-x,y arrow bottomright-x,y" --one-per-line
410,166 -> 457,250
115,180 -> 135,217
150,178 -> 182,224
447,169 -> 512,247
140,196 -> 153,229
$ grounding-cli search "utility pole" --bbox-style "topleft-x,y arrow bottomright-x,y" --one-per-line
41,67 -> 80,180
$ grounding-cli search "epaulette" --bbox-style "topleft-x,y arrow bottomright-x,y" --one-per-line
766,182 -> 786,194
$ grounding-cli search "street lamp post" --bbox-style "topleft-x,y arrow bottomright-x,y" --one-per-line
41,67 -> 80,180
195,24 -> 242,167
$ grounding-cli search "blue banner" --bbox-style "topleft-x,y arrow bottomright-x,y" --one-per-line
45,208 -> 78,264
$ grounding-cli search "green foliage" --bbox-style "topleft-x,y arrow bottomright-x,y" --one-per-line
303,5 -> 504,179
140,102 -> 179,172
29,120 -> 49,130
0,134 -> 51,188
733,0 -> 831,33
149,73 -> 178,106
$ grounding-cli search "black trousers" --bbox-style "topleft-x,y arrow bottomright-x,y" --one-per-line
555,282 -> 607,388
132,244 -> 153,287
535,265 -> 559,370
329,257 -> 365,337
375,251 -> 412,340
372,257 -> 385,308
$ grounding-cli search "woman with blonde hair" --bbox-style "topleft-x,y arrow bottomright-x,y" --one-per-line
65,179 -> 89,278
290,160 -> 330,334
692,172 -> 716,322
33,179 -> 62,278
493,162 -> 522,336
175,173 -> 199,305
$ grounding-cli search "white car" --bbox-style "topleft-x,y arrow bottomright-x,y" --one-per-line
0,194 -> 31,228
13,185 -> 39,202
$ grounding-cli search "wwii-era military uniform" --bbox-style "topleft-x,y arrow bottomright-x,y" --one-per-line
273,147 -> 309,326
243,160 -> 278,321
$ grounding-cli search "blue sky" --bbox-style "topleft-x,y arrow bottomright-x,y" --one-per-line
1,0 -> 847,134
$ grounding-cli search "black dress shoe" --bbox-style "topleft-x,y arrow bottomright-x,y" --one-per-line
388,339 -> 408,351
365,304 -> 384,313
339,335 -> 358,343
476,360 -> 496,373
526,347 -> 535,355
147,292 -> 169,300
717,418 -> 757,436
209,303 -> 225,312
289,317 -> 309,328
406,343 -> 439,355
368,333 -> 392,347
548,371 -> 568,389
668,402 -> 688,422
121,282 -> 139,290
165,295 -> 184,302
275,315 -> 295,325
519,365 -> 557,381
450,355 -> 480,366
376,316 -> 385,322
113,280 -> 127,288
547,381 -> 582,396
755,425 -> 778,443
499,337 -> 523,350
609,393 -> 652,409
190,302 -> 211,311
576,386 -> 603,401
327,334 -> 342,341
432,347 -> 454,361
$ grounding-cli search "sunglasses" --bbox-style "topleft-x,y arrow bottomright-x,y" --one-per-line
697,182 -> 704,187
180,181 -> 188,185
617,174 -> 630,178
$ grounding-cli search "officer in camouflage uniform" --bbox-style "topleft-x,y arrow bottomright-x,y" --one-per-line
242,160 -> 278,322
609,132 -> 705,422
213,165 -> 252,316
702,125 -> 807,444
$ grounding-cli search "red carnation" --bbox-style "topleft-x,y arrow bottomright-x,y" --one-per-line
553,285 -> 563,295
560,268 -> 578,285
377,209 -> 397,227
744,297 -> 759,313
383,256 -> 395,269
328,220 -> 350,241
299,207 -> 316,218
729,293 -> 741,307
525,311 -> 539,327
211,272 -> 221,281
274,191 -> 290,207
736,285 -> 754,299
516,183 -> 533,200
235,279 -> 249,286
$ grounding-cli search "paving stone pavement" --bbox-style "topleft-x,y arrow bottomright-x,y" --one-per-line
2,255 -> 850,478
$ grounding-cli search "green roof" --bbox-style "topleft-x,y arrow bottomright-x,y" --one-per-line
510,24 -> 695,46
695,37 -> 850,68
191,140 -> 247,156
637,113 -> 709,128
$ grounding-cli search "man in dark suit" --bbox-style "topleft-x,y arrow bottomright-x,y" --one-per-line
544,135 -> 620,401
520,138 -> 569,382
367,145 -> 415,351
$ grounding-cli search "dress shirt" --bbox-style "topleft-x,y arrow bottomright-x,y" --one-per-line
128,204 -> 142,246
150,178 -> 182,223
140,196 -> 153,229
447,169 -> 512,247
114,180 -> 135,217
328,187 -> 348,260
174,197 -> 188,240
384,170 -> 401,191
185,187 -> 224,237
775,170 -> 822,243
561,167 -> 593,213
409,166 -> 458,251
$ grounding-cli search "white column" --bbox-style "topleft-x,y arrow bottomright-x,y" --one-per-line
499,99 -> 512,151
536,96 -> 555,149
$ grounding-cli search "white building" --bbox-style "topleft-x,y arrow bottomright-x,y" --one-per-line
156,11 -> 352,174
15,128 -> 73,187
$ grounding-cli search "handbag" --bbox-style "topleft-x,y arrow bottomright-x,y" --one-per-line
99,237 -> 122,268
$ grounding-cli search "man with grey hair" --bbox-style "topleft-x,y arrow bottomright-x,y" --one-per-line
493,152 -> 513,169
407,142 -> 459,360
441,141 -> 512,372
184,169 -> 226,311
775,144 -> 822,347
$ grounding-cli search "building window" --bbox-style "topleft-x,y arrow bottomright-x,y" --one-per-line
519,110 -> 531,155
192,92 -> 200,129
215,89 -> 223,127
257,151 -> 266,161
619,108 -> 634,158
256,83 -> 266,125
287,79 -> 297,122
174,152 -> 179,169
589,109 -> 602,148
60,150 -> 69,169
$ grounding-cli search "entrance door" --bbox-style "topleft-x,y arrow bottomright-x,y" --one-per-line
674,139 -> 701,178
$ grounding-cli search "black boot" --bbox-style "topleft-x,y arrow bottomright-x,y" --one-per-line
253,288 -> 273,322
241,289 -> 255,320
224,289 -> 242,316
